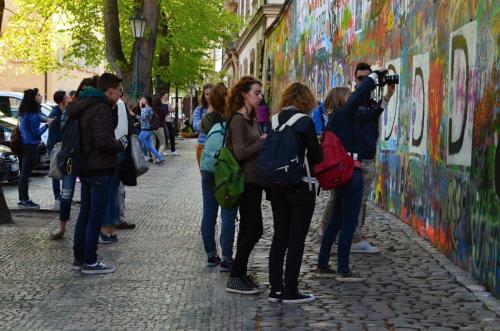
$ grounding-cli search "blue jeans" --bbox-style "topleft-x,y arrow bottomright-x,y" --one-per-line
103,152 -> 125,227
73,176 -> 112,265
318,169 -> 363,273
139,130 -> 163,161
60,175 -> 77,221
200,171 -> 237,260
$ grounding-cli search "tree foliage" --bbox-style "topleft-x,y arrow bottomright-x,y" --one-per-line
0,0 -> 240,91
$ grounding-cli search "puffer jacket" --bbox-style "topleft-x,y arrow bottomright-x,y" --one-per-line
67,87 -> 123,177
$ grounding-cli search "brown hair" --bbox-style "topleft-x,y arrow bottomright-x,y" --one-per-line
324,87 -> 351,113
208,83 -> 227,115
200,83 -> 214,109
279,81 -> 316,113
226,75 -> 262,119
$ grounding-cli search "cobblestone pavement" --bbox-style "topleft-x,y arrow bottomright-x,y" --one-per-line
1,138 -> 499,331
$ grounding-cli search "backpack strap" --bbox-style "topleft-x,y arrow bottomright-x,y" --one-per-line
222,112 -> 244,147
272,111 -> 307,132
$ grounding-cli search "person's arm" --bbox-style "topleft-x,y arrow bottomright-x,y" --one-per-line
193,107 -> 203,132
229,115 -> 261,162
303,118 -> 323,164
90,108 -> 124,153
334,75 -> 376,122
31,114 -> 48,138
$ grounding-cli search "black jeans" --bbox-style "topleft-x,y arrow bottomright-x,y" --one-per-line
269,182 -> 316,295
18,144 -> 39,201
165,122 -> 176,152
231,183 -> 264,277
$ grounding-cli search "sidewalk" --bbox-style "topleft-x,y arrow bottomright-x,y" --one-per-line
0,138 -> 498,330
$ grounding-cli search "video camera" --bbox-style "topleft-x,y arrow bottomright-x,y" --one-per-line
373,70 -> 399,87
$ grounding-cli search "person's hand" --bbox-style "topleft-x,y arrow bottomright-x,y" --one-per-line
260,133 -> 268,140
384,84 -> 396,101
47,118 -> 55,127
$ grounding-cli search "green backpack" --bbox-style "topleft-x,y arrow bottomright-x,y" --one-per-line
214,114 -> 245,208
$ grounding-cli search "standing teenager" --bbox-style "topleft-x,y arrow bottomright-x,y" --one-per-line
225,76 -> 267,295
268,82 -> 323,304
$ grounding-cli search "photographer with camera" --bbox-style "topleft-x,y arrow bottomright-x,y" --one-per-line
350,62 -> 396,254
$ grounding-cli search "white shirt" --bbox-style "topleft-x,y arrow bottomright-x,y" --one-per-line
115,99 -> 128,139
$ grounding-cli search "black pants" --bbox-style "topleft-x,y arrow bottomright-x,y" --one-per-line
18,144 -> 39,201
231,183 -> 263,277
165,122 -> 176,152
269,182 -> 316,295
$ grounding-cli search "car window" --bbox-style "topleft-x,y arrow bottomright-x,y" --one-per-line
9,97 -> 21,118
0,96 -> 11,117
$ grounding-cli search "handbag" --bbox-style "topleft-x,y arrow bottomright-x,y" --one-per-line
130,134 -> 148,176
48,142 -> 62,179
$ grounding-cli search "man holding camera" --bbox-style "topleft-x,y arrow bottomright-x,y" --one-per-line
351,62 -> 396,254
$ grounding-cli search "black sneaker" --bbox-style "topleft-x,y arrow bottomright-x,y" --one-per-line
117,222 -> 136,230
335,271 -> 366,282
99,233 -> 113,244
314,266 -> 336,278
244,274 -> 260,289
17,200 -> 40,209
72,259 -> 83,271
110,234 -> 118,242
268,291 -> 283,303
207,256 -> 221,267
219,259 -> 233,272
81,261 -> 116,275
282,292 -> 316,304
226,276 -> 259,295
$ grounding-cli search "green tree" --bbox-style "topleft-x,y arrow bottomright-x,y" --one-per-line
0,0 -> 239,96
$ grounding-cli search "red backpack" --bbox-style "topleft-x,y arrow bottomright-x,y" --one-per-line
314,131 -> 354,190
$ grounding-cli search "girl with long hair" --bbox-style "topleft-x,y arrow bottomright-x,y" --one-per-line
193,83 -> 214,166
224,76 -> 267,295
267,82 -> 323,304
17,88 -> 54,208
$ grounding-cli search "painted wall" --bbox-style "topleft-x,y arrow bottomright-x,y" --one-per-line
265,0 -> 499,296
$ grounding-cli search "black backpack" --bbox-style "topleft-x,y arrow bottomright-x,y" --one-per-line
257,110 -> 308,188
57,117 -> 86,176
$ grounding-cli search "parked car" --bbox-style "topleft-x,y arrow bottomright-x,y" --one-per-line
0,115 -> 50,171
0,144 -> 20,183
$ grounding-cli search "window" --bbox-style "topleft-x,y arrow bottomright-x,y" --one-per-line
249,49 -> 255,76
0,96 -> 21,118
243,58 -> 248,75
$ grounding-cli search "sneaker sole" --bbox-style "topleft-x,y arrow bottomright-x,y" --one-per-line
219,267 -> 231,272
71,266 -> 81,271
351,249 -> 380,254
282,297 -> 316,304
268,297 -> 282,303
81,267 -> 116,275
225,287 -> 260,295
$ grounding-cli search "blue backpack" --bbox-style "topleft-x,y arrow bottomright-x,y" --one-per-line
257,111 -> 309,188
200,122 -> 226,172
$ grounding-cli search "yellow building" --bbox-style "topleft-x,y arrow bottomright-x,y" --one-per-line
0,0 -> 104,102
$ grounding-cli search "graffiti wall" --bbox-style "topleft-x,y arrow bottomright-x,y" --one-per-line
265,0 -> 499,296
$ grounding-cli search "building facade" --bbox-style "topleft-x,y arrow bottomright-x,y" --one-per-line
222,0 -> 284,87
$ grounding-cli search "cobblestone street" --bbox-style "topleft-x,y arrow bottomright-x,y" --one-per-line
1,139 -> 499,330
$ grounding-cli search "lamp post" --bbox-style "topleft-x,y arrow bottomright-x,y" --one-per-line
129,8 -> 147,101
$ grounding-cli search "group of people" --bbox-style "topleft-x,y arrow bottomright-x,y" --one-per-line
194,62 -> 395,304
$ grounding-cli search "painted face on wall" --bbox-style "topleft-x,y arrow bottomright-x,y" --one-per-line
243,83 -> 262,109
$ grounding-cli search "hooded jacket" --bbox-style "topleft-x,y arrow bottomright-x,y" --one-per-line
68,87 -> 123,177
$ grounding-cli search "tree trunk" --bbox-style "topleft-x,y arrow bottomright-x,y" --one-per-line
0,183 -> 13,224
102,0 -> 160,98
157,16 -> 171,95
0,0 -> 5,34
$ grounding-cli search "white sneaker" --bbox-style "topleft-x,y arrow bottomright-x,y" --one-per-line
162,151 -> 169,156
171,151 -> 180,156
351,240 -> 380,253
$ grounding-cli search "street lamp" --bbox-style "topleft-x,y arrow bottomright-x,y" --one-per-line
130,8 -> 147,100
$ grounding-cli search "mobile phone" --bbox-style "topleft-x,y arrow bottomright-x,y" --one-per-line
119,135 -> 128,146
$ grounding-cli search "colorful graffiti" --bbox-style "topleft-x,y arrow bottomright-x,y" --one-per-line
264,0 -> 499,296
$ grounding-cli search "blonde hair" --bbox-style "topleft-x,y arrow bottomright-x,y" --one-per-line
279,81 -> 316,113
324,87 -> 351,112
